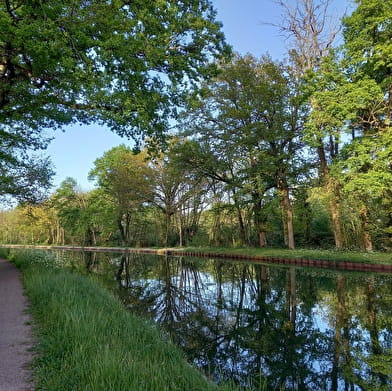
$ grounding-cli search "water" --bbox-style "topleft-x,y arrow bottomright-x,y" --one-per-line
56,250 -> 392,391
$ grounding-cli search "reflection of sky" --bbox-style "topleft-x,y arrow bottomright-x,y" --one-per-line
127,266 -> 383,390
60,251 -> 392,390
313,304 -> 333,332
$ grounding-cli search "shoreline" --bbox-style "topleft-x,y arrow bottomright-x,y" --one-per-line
1,244 -> 392,273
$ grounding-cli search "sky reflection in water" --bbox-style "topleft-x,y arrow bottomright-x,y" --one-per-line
61,251 -> 392,391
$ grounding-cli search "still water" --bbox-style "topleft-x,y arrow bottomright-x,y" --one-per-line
56,250 -> 392,391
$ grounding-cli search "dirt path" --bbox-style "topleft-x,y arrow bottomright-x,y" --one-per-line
0,258 -> 34,391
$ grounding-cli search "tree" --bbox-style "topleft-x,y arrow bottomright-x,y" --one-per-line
274,0 -> 346,248
0,154 -> 54,203
339,0 -> 392,250
1,0 -> 229,136
0,0 -> 229,199
151,141 -> 209,246
89,145 -> 154,246
172,138 -> 251,246
273,0 -> 341,75
182,55 -> 304,248
50,177 -> 109,245
306,0 -> 392,250
342,0 -> 392,101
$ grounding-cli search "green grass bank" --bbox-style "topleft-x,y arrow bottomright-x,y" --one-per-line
6,250 -> 237,391
2,244 -> 392,265
178,246 -> 392,264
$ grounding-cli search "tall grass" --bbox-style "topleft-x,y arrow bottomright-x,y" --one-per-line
10,250 -> 238,391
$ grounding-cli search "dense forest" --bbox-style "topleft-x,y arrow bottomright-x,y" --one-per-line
0,0 -> 391,251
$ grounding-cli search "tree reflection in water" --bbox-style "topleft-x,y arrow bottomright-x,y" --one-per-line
98,252 -> 392,390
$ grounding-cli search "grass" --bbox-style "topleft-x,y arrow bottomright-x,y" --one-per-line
2,243 -> 391,264
176,246 -> 392,265
8,250 -> 238,391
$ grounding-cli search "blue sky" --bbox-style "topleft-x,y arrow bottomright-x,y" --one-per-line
46,0 -> 350,191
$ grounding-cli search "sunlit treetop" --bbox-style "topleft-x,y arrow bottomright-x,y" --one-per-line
0,0 -> 230,144
342,0 -> 392,86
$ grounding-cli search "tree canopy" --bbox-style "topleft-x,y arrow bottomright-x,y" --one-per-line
1,0 -> 229,137
0,0 -> 230,200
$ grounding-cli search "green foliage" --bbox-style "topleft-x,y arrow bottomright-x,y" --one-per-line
303,53 -> 383,148
297,1 -> 392,250
337,134 -> 392,198
0,153 -> 55,203
3,1 -> 392,250
150,139 -> 210,246
343,0 -> 392,87
0,0 -> 229,138
0,0 -> 230,200
50,178 -> 112,245
180,54 -> 305,247
89,145 -> 155,245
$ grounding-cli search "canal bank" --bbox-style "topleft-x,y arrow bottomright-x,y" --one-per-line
1,244 -> 392,273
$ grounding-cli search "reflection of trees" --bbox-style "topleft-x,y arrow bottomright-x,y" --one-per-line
322,273 -> 392,391
331,275 -> 354,391
85,251 -> 99,272
110,253 -> 392,390
150,261 -> 327,389
115,253 -> 159,315
359,276 -> 392,390
233,266 -> 327,390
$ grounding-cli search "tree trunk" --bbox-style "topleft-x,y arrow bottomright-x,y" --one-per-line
177,212 -> 183,247
91,227 -> 97,245
318,144 -> 344,249
118,218 -> 126,246
118,211 -> 131,246
282,208 -> 289,247
280,186 -> 295,249
210,205 -> 223,246
236,205 -> 247,245
360,205 -> 373,251
329,194 -> 344,249
164,211 -> 171,247
254,196 -> 267,247
258,230 -> 267,247
232,189 -> 248,245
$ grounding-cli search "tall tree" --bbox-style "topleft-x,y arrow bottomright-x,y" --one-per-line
0,0 -> 229,199
0,154 -> 54,203
151,141 -> 208,246
182,55 -> 303,248
306,0 -> 392,250
89,145 -> 154,246
172,138 -> 250,245
273,0 -> 341,74
274,0 -> 346,248
339,0 -> 392,250
50,177 -> 108,245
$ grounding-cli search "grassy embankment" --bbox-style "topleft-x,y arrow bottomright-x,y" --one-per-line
2,243 -> 391,264
5,249 -> 237,391
178,246 -> 392,265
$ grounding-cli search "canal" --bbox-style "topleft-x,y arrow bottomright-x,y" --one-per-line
55,250 -> 392,391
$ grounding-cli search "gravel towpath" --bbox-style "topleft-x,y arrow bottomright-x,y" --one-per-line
0,258 -> 34,391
